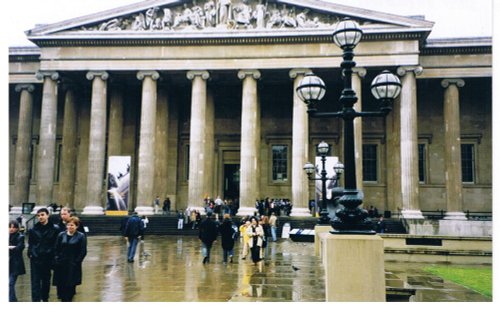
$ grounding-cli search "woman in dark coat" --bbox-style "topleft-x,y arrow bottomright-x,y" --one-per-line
9,220 -> 26,302
53,217 -> 87,302
219,214 -> 236,264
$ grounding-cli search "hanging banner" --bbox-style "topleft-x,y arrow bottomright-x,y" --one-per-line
106,156 -> 131,216
314,156 -> 339,214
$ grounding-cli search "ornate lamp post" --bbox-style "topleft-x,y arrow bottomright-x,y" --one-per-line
297,18 -> 402,234
303,142 -> 344,225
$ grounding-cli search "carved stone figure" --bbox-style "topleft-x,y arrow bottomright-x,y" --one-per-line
145,7 -> 160,30
99,18 -> 123,31
254,1 -> 267,29
266,9 -> 282,29
218,0 -> 232,25
162,8 -> 173,29
233,0 -> 252,28
132,13 -> 146,31
204,1 -> 217,27
281,6 -> 297,28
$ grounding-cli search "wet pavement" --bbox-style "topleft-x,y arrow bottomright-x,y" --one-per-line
12,235 -> 491,302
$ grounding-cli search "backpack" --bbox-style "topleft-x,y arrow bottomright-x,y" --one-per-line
231,224 -> 239,240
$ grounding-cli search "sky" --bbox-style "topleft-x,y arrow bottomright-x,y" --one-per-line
2,0 -> 495,47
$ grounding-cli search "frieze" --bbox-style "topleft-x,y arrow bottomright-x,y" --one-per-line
73,0 -> 368,32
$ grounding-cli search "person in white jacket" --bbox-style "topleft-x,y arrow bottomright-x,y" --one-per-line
246,217 -> 264,264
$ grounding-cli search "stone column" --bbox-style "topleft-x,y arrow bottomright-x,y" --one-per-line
82,71 -> 108,215
11,84 -> 35,214
186,70 -> 210,214
205,89 -> 215,198
108,85 -> 124,157
352,67 -> 366,193
386,96 -> 402,213
289,68 -> 311,216
58,86 -> 78,209
135,71 -> 160,215
237,69 -> 261,216
34,71 -> 59,212
397,66 -> 424,219
154,88 -> 169,201
442,79 -> 467,220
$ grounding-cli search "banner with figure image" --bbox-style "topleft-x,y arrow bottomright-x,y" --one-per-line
106,156 -> 131,216
314,156 -> 338,216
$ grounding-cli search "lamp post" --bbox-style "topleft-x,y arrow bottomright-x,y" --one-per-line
296,18 -> 402,234
303,143 -> 344,225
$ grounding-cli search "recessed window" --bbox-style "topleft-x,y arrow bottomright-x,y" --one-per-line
186,144 -> 190,181
362,144 -> 377,182
272,145 -> 288,182
461,144 -> 475,183
418,143 -> 426,183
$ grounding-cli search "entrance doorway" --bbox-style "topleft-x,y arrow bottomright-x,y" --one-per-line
223,164 -> 240,201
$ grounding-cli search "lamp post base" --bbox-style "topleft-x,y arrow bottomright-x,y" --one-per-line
331,190 -> 375,234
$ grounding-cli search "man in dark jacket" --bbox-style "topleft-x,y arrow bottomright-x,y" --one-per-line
123,212 -> 144,262
55,207 -> 86,235
198,211 -> 218,264
28,208 -> 60,302
9,220 -> 26,302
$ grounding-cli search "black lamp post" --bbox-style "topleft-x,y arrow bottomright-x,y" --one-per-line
296,18 -> 402,234
303,142 -> 344,225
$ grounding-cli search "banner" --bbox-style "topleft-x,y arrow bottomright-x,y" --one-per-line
106,156 -> 131,216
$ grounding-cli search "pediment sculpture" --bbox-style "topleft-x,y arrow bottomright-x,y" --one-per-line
77,0 -> 354,32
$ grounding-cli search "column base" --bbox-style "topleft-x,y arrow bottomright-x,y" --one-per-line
188,206 -> 206,215
81,206 -> 105,215
236,207 -> 257,217
401,209 -> 424,219
135,206 -> 155,215
323,234 -> 386,302
443,211 -> 467,220
33,206 -> 54,214
10,206 -> 23,215
289,207 -> 312,217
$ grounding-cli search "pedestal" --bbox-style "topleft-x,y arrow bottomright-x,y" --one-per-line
314,225 -> 331,257
323,234 -> 386,302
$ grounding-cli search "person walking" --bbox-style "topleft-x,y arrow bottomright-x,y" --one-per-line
246,216 -> 264,264
28,207 -> 60,302
219,214 -> 236,264
198,211 -> 218,264
9,220 -> 26,302
177,210 -> 184,229
376,216 -> 386,233
154,196 -> 160,214
163,197 -> 171,215
123,212 -> 144,262
52,217 -> 87,302
239,219 -> 251,260
269,212 -> 278,242
259,216 -> 271,259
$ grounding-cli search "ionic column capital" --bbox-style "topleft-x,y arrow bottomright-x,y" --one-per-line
238,69 -> 261,80
137,70 -> 160,81
35,71 -> 59,81
15,83 -> 35,93
186,70 -> 210,80
397,66 -> 423,77
441,78 -> 465,88
86,71 -> 109,81
352,67 -> 367,78
289,68 -> 312,79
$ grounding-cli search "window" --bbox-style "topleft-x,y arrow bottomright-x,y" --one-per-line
418,144 -> 426,183
362,144 -> 377,182
54,142 -> 62,182
272,145 -> 288,182
185,144 -> 190,180
461,144 -> 475,183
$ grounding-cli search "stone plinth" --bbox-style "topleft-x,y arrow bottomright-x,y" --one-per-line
135,206 -> 155,216
314,225 -> 331,257
323,234 -> 385,302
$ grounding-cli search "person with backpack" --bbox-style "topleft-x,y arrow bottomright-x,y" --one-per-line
198,211 -> 218,264
123,212 -> 144,263
218,214 -> 236,264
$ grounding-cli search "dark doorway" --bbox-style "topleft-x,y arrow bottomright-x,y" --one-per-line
224,164 -> 240,201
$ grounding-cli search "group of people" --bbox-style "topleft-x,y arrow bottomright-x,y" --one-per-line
256,197 -> 292,217
9,207 -> 87,302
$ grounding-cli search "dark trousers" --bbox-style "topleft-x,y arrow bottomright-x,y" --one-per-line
250,246 -> 261,263
57,285 -> 76,302
30,260 -> 52,302
9,273 -> 18,302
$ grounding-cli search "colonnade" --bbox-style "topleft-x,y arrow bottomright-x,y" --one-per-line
10,66 -> 468,218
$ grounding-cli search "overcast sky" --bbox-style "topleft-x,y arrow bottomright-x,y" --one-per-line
3,0 -> 494,47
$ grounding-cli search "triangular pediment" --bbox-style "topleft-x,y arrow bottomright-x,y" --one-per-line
26,0 -> 434,42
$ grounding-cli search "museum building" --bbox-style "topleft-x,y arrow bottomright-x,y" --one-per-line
8,0 -> 492,221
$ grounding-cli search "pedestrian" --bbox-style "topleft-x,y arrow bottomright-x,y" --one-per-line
269,212 -> 278,242
163,197 -> 171,215
198,211 -> 218,264
259,216 -> 271,259
177,210 -> 184,229
219,214 -> 236,264
55,206 -> 86,235
239,219 -> 251,260
376,216 -> 386,233
52,217 -> 87,302
154,196 -> 160,214
123,212 -> 144,262
190,209 -> 197,229
27,207 -> 60,302
246,216 -> 264,264
9,220 -> 26,302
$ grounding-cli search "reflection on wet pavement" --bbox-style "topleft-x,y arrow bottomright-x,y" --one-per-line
12,235 -> 491,302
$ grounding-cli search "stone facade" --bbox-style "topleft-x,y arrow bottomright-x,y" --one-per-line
8,0 -> 491,219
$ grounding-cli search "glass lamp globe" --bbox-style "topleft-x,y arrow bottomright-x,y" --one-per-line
333,18 -> 363,49
370,70 -> 402,100
296,73 -> 326,105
